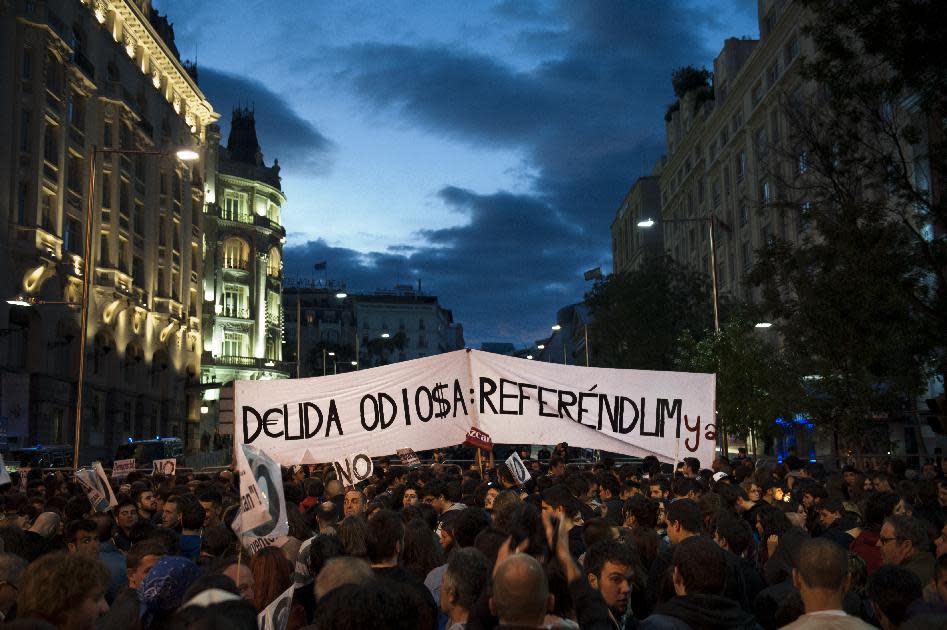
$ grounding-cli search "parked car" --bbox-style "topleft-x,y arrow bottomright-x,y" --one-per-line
7,444 -> 74,469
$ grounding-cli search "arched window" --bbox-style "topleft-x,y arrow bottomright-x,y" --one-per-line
222,237 -> 249,270
267,247 -> 281,278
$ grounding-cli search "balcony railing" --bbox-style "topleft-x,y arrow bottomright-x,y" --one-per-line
203,353 -> 291,372
223,259 -> 249,271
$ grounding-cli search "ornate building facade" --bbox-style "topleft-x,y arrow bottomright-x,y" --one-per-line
0,0 -> 217,461
199,109 -> 289,440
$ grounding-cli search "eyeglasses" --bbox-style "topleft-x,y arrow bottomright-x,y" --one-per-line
878,536 -> 905,545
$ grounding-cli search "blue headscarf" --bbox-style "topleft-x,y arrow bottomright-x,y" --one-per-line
138,556 -> 202,619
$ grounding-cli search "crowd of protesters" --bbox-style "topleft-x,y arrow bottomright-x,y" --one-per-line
0,443 -> 945,629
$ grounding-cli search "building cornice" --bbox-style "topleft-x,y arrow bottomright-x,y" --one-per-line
83,0 -> 219,135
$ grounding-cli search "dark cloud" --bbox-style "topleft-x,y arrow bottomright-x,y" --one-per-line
318,0 -> 723,343
198,67 -> 335,175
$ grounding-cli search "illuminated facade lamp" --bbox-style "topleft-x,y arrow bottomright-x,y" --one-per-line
175,148 -> 200,162
335,292 -> 348,299
537,344 -> 545,350
6,296 -> 32,307
380,332 -> 390,339
551,324 -> 561,331
637,218 -> 655,228
755,322 -> 773,328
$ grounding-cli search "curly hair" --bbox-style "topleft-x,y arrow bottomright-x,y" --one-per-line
17,552 -> 109,625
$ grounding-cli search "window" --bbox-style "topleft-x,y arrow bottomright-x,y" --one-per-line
797,150 -> 808,175
101,174 -> 111,209
739,203 -> 749,227
799,201 -> 812,233
742,241 -> 752,270
751,81 -> 763,106
222,332 -> 248,357
103,122 -> 112,147
736,151 -> 746,182
267,248 -> 281,278
99,233 -> 110,266
754,127 -> 768,160
17,181 -> 29,224
68,93 -> 85,130
723,165 -> 731,195
133,203 -> 144,237
784,36 -> 800,66
43,124 -> 58,164
21,46 -> 32,80
719,127 -> 729,147
770,110 -> 780,144
712,179 -> 721,209
759,179 -> 772,204
223,191 -> 248,222
222,284 -> 248,318
63,216 -> 81,254
20,110 -> 31,152
767,62 -> 780,89
133,255 -> 144,287
222,238 -> 249,269
40,193 -> 54,231
731,109 -> 744,133
66,153 -> 82,193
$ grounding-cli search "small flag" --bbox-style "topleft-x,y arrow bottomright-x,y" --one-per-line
584,267 -> 603,281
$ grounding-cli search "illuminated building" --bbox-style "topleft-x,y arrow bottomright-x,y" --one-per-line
0,0 -> 216,459
199,109 -> 290,436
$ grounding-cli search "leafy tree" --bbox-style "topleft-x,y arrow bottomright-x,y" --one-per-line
671,66 -> 712,98
674,319 -> 805,447
585,257 -> 714,371
363,331 -> 407,367
749,0 -> 946,443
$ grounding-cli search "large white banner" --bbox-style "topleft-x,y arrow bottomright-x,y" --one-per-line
235,349 -> 715,467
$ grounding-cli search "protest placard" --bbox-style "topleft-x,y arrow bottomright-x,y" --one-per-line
333,452 -> 373,487
112,458 -> 136,480
93,462 -> 118,509
18,467 -> 29,492
75,468 -> 112,512
396,448 -> 421,467
152,458 -> 176,476
235,349 -> 715,467
257,582 -> 294,630
0,455 -> 10,486
233,444 -> 288,555
505,452 -> 531,485
464,427 -> 493,451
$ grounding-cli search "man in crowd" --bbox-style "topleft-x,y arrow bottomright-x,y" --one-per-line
879,514 -> 936,585
65,518 -> 99,557
584,539 -> 635,625
133,486 -> 158,523
780,538 -> 875,629
343,489 -> 367,519
440,547 -> 490,630
490,554 -> 552,629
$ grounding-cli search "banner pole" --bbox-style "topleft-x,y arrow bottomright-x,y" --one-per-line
476,448 -> 483,478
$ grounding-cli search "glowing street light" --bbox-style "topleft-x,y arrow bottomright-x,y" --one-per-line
335,292 -> 348,299
755,322 -> 773,328
637,218 -> 655,228
537,344 -> 545,350
551,324 -> 561,331
380,332 -> 390,339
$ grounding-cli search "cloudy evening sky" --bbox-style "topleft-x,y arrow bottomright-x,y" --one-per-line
154,0 -> 758,346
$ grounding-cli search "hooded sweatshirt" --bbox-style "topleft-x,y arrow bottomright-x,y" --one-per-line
641,593 -> 762,630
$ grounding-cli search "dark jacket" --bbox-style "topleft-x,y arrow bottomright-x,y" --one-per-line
640,593 -> 761,630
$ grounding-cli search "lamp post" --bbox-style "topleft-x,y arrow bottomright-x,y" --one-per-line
75,145 -> 198,469
637,214 -> 731,333
551,324 -> 566,365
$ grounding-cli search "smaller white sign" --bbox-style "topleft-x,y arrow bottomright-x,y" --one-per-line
396,448 -> 421,467
505,452 -> 531,486
257,582 -> 294,630
92,462 -> 118,509
152,458 -> 177,476
18,466 -> 29,492
112,458 -> 136,480
333,452 -> 374,488
75,468 -> 110,512
0,455 -> 10,486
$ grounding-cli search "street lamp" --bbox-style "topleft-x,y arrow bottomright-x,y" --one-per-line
551,324 -> 561,331
637,214 -> 731,332
380,332 -> 390,339
74,144 -> 199,468
755,322 -> 773,328
537,344 -> 545,350
335,292 -> 348,299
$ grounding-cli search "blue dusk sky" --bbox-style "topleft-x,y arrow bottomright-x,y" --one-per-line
154,0 -> 759,346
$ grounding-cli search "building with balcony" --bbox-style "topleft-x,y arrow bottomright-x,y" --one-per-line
0,0 -> 217,460
282,282 -> 465,373
199,108 -> 289,435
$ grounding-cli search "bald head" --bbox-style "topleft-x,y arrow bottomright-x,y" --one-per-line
795,538 -> 849,591
490,554 -> 549,627
315,556 -> 373,601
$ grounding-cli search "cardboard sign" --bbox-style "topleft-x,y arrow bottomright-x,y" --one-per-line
75,468 -> 113,512
112,459 -> 135,479
333,452 -> 373,487
92,462 -> 118,509
152,458 -> 177,476
464,427 -> 494,452
112,458 -> 136,480
505,452 -> 531,486
233,444 -> 288,555
396,448 -> 421,467
257,582 -> 294,630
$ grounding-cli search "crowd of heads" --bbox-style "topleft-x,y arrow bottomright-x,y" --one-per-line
0,446 -> 944,629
